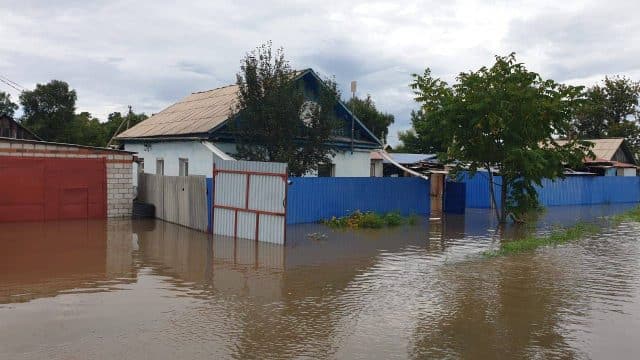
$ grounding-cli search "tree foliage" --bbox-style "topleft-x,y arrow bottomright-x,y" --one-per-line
573,76 -> 640,159
346,95 -> 394,142
0,91 -> 18,118
20,80 -> 78,143
232,42 -> 340,176
395,109 -> 446,153
16,80 -> 146,146
411,53 -> 591,222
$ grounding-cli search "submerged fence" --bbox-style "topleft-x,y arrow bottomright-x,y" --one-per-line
462,173 -> 640,208
138,174 -> 209,232
286,177 -> 430,224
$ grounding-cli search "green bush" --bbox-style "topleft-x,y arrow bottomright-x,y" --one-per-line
322,210 -> 420,229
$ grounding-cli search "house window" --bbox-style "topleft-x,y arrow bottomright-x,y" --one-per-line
138,158 -> 145,173
317,163 -> 335,177
156,158 -> 164,175
1,127 -> 9,137
179,158 -> 189,176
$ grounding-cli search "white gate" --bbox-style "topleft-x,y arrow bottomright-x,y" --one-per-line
212,160 -> 288,244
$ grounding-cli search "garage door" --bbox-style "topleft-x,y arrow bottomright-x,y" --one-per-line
0,157 -> 106,222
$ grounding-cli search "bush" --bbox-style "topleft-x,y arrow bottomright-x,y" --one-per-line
322,210 -> 419,229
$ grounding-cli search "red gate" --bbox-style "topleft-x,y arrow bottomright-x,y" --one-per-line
0,157 -> 106,222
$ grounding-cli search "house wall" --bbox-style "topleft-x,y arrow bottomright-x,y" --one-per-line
124,141 -> 218,184
213,142 -> 373,177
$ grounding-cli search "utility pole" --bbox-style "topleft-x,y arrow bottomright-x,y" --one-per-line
350,81 -> 356,154
107,105 -> 133,148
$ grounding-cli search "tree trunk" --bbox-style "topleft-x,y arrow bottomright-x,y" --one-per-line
499,175 -> 508,223
486,165 -> 500,223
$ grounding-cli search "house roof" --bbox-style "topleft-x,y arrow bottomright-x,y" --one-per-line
116,84 -> 239,139
381,153 -> 437,164
116,69 -> 382,147
555,138 -> 627,161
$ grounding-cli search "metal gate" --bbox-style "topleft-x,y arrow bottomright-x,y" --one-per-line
0,157 -> 106,222
212,160 -> 287,244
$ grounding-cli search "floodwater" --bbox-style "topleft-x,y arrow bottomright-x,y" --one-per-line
1,205 -> 640,359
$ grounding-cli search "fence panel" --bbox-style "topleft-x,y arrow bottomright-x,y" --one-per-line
213,160 -> 287,244
137,173 -> 208,232
286,177 -> 430,224
464,173 -> 640,208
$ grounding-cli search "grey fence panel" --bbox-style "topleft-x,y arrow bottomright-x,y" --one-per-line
137,173 -> 208,232
213,160 -> 287,244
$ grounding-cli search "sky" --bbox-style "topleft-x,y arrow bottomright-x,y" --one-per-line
1,0 -> 639,145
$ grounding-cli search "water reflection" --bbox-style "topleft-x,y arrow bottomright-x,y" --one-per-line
0,204 -> 639,359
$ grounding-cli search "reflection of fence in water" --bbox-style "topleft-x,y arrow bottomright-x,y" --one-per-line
138,174 -> 208,232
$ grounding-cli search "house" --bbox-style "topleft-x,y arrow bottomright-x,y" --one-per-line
116,69 -> 382,180
0,115 -> 41,140
557,138 -> 638,176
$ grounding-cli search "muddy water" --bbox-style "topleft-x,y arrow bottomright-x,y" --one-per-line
1,205 -> 640,359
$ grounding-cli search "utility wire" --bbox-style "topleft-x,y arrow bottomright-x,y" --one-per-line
0,74 -> 24,91
0,77 -> 22,92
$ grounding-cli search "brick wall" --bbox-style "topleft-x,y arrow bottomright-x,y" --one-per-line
0,138 -> 134,218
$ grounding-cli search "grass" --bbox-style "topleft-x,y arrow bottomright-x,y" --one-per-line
322,210 -> 420,229
484,205 -> 640,257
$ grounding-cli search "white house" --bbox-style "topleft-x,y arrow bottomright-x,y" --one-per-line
116,69 -> 382,182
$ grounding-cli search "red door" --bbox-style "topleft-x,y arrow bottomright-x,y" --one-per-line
0,157 -> 106,222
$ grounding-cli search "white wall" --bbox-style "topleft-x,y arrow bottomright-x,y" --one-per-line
124,141 -> 216,185
332,149 -> 371,177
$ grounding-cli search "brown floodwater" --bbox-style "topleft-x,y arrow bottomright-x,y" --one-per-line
1,205 -> 640,359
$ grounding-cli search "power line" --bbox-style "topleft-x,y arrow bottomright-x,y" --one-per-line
0,74 -> 24,91
0,77 -> 22,92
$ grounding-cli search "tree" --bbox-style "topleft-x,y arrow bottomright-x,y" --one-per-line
395,109 -> 446,153
19,80 -> 77,142
0,91 -> 18,118
103,109 -> 148,145
346,95 -> 394,142
411,54 -> 591,223
573,76 -> 640,159
231,42 -> 340,176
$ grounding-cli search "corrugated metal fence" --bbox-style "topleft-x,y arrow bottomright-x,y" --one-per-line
462,172 -> 640,208
286,177 -> 430,224
212,160 -> 287,244
138,174 -> 209,231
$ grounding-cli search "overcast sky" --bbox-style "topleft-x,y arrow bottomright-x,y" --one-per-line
1,0 -> 639,144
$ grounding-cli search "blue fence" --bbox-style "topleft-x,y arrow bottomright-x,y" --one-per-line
462,173 -> 640,208
286,177 -> 430,224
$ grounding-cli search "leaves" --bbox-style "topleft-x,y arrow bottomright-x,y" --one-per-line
0,92 -> 18,118
231,42 -> 340,176
410,53 -> 590,222
345,95 -> 394,142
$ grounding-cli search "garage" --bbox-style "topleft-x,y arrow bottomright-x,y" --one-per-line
0,157 -> 106,222
0,138 -> 135,222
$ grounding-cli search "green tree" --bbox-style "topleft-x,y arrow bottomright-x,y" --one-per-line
411,54 -> 591,222
346,95 -> 394,142
19,80 -> 77,142
395,109 -> 446,153
231,42 -> 340,176
72,111 -> 106,146
573,76 -> 640,159
0,91 -> 18,118
103,110 -> 148,146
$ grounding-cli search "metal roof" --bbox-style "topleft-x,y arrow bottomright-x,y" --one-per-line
116,84 -> 239,139
381,153 -> 437,164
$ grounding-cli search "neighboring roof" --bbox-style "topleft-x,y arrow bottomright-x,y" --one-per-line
381,153 -> 437,164
0,136 -> 134,153
0,115 -> 42,140
116,69 -> 383,147
117,84 -> 238,139
555,138 -> 626,161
